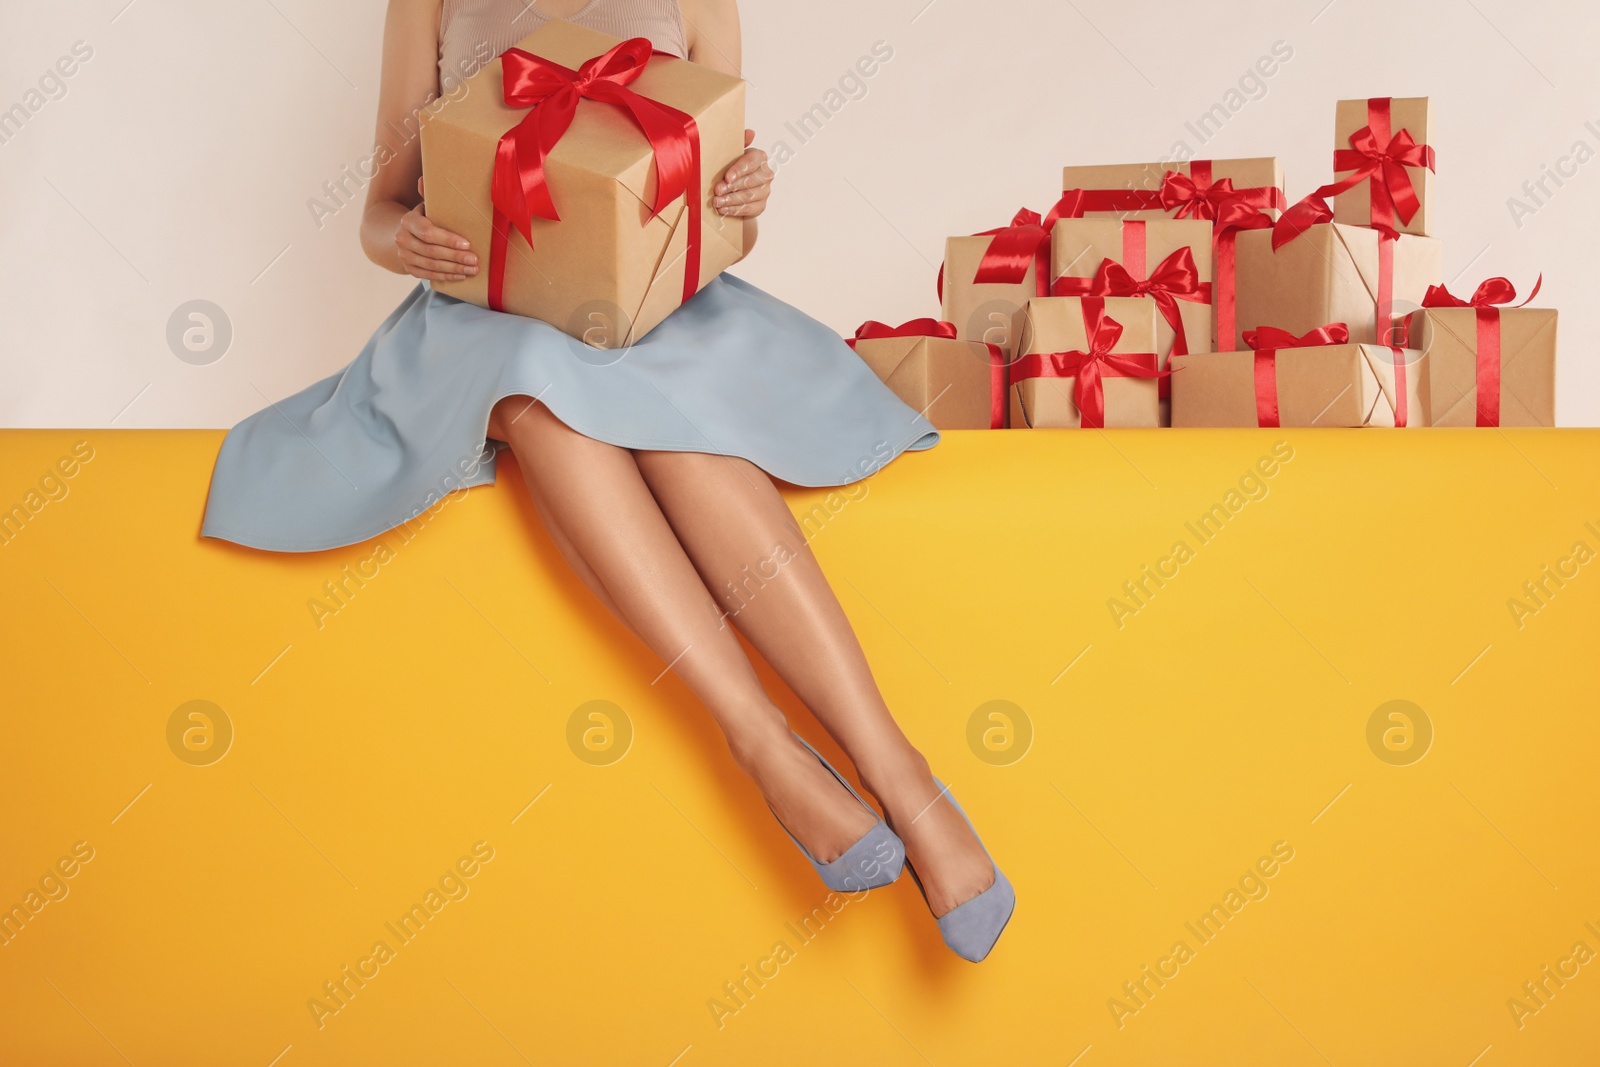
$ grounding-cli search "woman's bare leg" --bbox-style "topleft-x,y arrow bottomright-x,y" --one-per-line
487,396 -> 874,861
633,449 -> 995,917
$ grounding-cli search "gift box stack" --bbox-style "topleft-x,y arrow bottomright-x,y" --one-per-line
849,97 -> 1560,429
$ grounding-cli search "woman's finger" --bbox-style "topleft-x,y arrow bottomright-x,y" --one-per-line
398,225 -> 478,268
403,251 -> 473,278
404,210 -> 474,253
718,150 -> 769,191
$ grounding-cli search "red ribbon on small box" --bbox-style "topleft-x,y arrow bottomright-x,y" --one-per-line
1008,297 -> 1164,429
847,318 -> 1008,429
1271,194 -> 1413,427
1420,276 -> 1542,427
938,195 -> 1078,302
1049,220 -> 1212,398
1322,97 -> 1435,232
1242,323 -> 1351,429
487,39 -> 703,315
1057,160 -> 1286,221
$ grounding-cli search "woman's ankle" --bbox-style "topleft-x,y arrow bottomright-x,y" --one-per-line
856,744 -> 934,816
723,704 -> 792,773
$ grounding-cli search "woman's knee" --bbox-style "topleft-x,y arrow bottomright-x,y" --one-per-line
489,394 -> 557,442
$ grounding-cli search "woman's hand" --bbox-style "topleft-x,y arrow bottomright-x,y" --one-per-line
395,177 -> 479,282
714,129 -> 773,218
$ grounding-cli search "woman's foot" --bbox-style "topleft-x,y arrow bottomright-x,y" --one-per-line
731,717 -> 880,865
863,751 -> 995,917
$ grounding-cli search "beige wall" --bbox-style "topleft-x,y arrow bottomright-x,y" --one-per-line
2,0 -> 1594,426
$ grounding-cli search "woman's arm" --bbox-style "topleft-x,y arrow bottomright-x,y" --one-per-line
680,0 -> 772,255
359,0 -> 478,281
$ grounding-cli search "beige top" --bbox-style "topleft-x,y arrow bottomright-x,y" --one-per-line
439,0 -> 689,89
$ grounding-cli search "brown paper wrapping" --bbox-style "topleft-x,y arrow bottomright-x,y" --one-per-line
1232,223 -> 1442,352
1059,158 -> 1285,221
419,21 -> 746,347
1051,218 -> 1215,366
850,335 -> 1002,430
940,234 -> 1037,360
1332,97 -> 1435,237
1414,308 -> 1558,427
1009,297 -> 1161,429
1171,345 -> 1420,428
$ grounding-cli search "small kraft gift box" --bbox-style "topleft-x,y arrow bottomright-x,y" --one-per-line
420,21 -> 747,347
1328,96 -> 1436,238
1171,324 -> 1419,428
1008,296 -> 1162,428
940,204 -> 1066,361
1411,278 -> 1558,427
847,319 -> 1008,430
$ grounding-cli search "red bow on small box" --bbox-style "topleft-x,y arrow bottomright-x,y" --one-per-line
1242,323 -> 1351,429
488,39 -> 703,314
1051,246 -> 1211,357
1323,97 -> 1436,232
1160,168 -> 1284,222
847,319 -> 1008,429
1009,298 -> 1164,429
1420,276 -> 1542,427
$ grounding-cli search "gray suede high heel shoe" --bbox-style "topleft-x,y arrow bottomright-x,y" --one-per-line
772,733 -> 906,892
907,779 -> 1015,962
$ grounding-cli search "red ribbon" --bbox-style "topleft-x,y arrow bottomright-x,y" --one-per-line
1322,97 -> 1435,232
1058,161 -> 1285,222
847,319 -> 1007,429
938,194 -> 1080,301
1008,298 -> 1164,428
1242,323 -> 1352,429
487,39 -> 703,315
1050,222 -> 1212,398
1421,276 -> 1542,427
1270,193 -> 1411,426
1212,198 -> 1274,350
1159,161 -> 1286,220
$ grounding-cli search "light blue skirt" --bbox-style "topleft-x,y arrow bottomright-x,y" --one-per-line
200,274 -> 940,552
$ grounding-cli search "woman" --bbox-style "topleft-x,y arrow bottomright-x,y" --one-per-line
201,0 -> 1013,961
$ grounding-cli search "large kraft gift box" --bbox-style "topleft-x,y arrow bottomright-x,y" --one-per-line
1331,97 -> 1435,237
1058,158 -> 1285,221
848,321 -> 1005,430
1413,306 -> 1558,427
1171,336 -> 1420,428
1008,296 -> 1161,428
420,21 -> 746,347
941,233 -> 1041,360
1232,222 -> 1441,350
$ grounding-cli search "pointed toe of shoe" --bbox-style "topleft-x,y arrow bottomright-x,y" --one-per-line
935,866 -> 1015,962
819,821 -> 906,892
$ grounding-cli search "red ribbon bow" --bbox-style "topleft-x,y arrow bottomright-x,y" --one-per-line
1244,323 -> 1351,351
1052,246 -> 1211,357
1421,276 -> 1540,311
846,319 -> 1007,429
1323,98 -> 1436,231
488,39 -> 703,314
1241,323 -> 1351,428
1009,298 -> 1164,428
1420,276 -> 1541,427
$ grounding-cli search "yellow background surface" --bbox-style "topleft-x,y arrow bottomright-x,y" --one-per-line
1,428 -> 1597,1065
